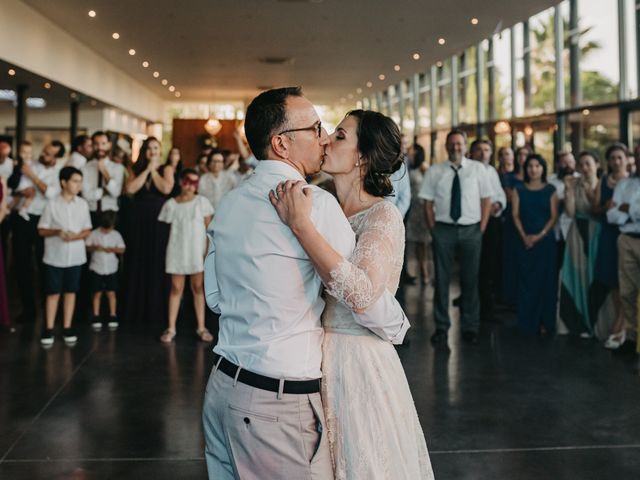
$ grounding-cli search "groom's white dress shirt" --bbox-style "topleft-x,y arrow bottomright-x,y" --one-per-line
205,160 -> 409,380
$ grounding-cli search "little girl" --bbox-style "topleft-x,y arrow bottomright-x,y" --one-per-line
158,168 -> 214,343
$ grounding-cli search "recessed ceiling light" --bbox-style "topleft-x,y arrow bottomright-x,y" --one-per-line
413,53 -> 420,60
438,38 -> 445,45
112,32 -> 120,39
169,85 -> 175,92
128,49 -> 136,56
88,10 -> 96,18
366,81 -> 373,88
378,74 -> 385,80
161,79 -> 168,85
142,61 -> 149,68
583,109 -> 590,116
471,18 -> 479,25
356,88 -> 362,94
153,71 -> 160,78
394,65 -> 401,72
175,92 -> 181,98
436,61 -> 443,67
44,82 -> 51,89
8,69 -> 16,76
70,92 -> 78,99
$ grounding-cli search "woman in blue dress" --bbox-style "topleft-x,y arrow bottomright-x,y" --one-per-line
512,154 -> 559,335
592,143 -> 630,348
501,146 -> 532,306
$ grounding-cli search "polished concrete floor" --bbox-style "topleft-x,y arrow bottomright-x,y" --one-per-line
2,279 -> 640,479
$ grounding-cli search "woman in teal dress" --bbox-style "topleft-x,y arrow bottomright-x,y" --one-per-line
559,151 -> 601,337
512,154 -> 559,335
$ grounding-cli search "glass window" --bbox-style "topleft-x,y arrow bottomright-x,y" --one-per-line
418,74 -> 431,132
529,7 -> 557,115
577,0 -> 620,105
436,60 -> 452,128
566,107 -> 620,160
459,47 -> 478,125
388,85 -> 400,125
513,23 -> 525,118
403,81 -> 415,136
624,0 -> 638,98
492,29 -> 512,119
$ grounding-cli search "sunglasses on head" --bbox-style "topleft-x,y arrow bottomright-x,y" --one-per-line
182,177 -> 199,187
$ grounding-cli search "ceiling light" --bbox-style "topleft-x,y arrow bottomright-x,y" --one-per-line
161,79 -> 168,85
583,109 -> 590,116
175,92 -> 181,98
438,38 -> 445,45
142,61 -> 149,68
153,71 -> 160,78
394,65 -> 401,72
112,32 -> 120,39
413,53 -> 420,60
8,69 -> 16,76
471,18 -> 479,25
169,85 -> 175,92
356,88 -> 362,94
205,118 -> 223,136
70,92 -> 78,99
128,49 -> 136,56
378,74 -> 385,80
436,61 -> 443,67
44,82 -> 51,89
88,10 -> 96,17
366,81 -> 373,88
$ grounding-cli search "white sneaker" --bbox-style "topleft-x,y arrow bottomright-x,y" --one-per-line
604,331 -> 626,349
579,332 -> 593,339
92,322 -> 102,331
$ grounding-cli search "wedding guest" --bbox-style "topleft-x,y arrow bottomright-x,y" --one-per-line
158,169 -> 214,343
165,146 -> 182,197
559,151 -> 600,337
500,145 -> 532,306
497,146 -> 515,175
85,211 -> 126,331
471,139 -> 506,321
38,166 -> 92,346
12,143 -> 61,321
405,143 -> 431,284
0,138 -> 12,180
82,131 -> 125,226
593,144 -> 629,349
512,154 -> 559,335
66,134 -> 93,169
420,129 -> 492,345
198,149 -> 237,210
51,139 -> 67,169
196,153 -> 209,175
0,176 -> 11,331
122,137 -> 174,327
607,153 -> 640,354
549,152 -> 580,272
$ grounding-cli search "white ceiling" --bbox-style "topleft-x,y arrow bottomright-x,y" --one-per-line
21,0 -> 560,105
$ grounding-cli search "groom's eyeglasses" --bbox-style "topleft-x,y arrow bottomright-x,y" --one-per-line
278,121 -> 322,139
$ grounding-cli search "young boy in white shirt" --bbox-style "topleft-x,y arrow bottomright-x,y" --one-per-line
85,211 -> 125,331
38,166 -> 92,346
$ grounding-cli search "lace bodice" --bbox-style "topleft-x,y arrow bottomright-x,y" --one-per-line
324,201 -> 405,332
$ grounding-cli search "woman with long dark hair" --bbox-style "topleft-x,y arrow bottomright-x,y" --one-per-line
512,154 -> 559,335
165,147 -> 183,197
122,137 -> 175,327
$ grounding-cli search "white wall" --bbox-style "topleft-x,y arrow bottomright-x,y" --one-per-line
0,0 -> 164,122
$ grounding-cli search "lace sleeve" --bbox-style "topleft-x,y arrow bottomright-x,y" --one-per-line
326,202 -> 405,311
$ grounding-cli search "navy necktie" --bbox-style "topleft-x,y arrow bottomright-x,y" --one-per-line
450,166 -> 461,223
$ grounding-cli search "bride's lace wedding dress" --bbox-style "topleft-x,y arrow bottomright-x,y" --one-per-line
321,200 -> 434,479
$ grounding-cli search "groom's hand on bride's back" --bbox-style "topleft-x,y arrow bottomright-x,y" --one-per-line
269,180 -> 313,230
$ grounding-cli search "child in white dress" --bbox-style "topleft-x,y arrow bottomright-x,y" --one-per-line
158,168 -> 214,343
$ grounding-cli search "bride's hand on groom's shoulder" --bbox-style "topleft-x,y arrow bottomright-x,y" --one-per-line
269,180 -> 313,232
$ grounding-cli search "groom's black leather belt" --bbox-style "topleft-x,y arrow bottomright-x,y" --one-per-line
215,355 -> 321,394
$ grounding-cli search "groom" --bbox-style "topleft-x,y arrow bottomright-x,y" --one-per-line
202,87 -> 409,480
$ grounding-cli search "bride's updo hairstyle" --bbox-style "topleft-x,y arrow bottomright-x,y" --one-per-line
347,109 -> 403,198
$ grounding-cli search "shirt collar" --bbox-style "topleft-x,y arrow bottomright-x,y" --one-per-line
447,157 -> 470,170
254,160 -> 306,182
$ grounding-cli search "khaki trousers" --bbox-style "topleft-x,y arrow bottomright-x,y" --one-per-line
618,234 -> 640,351
202,363 -> 333,480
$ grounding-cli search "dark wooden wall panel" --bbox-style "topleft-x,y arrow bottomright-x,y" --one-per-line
171,119 -> 239,168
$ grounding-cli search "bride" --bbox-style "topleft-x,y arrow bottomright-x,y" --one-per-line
270,110 -> 434,479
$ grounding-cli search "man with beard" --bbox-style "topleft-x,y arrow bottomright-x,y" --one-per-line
81,131 -> 125,226
12,143 -> 61,320
67,134 -> 93,170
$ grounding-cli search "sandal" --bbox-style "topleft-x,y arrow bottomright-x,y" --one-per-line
196,328 -> 213,343
160,329 -> 176,343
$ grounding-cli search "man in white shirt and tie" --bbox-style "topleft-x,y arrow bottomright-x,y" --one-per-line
470,139 -> 506,322
419,129 -> 492,346
81,131 -> 124,226
607,154 -> 640,362
202,87 -> 409,480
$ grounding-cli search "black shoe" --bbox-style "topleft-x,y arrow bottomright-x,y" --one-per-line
452,296 -> 461,307
430,330 -> 448,345
40,328 -> 54,346
462,331 -> 479,344
63,328 -> 77,344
